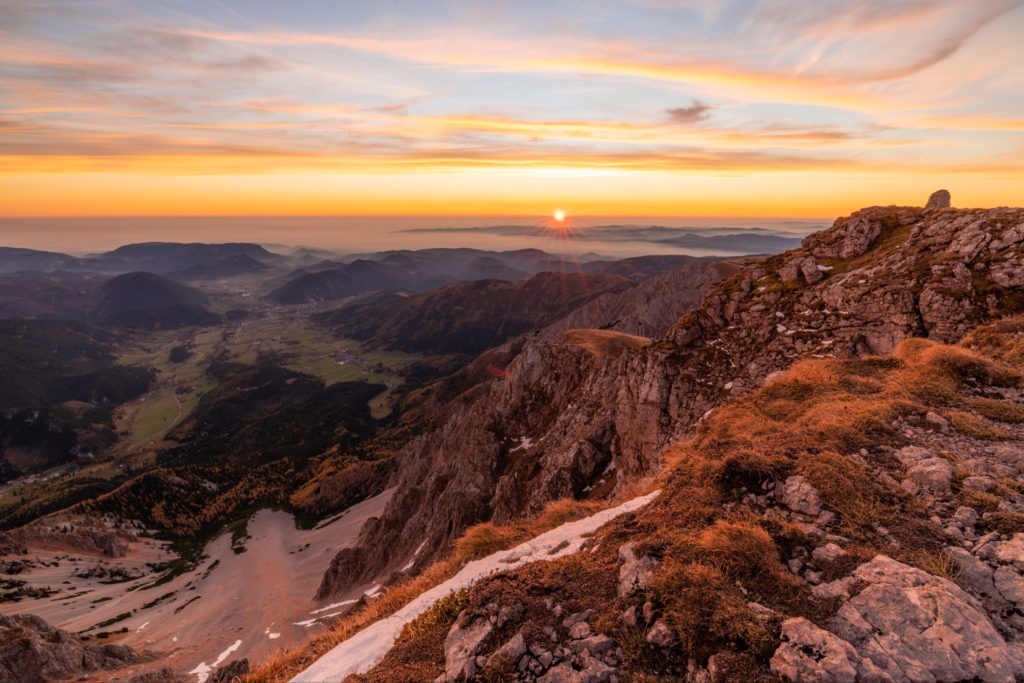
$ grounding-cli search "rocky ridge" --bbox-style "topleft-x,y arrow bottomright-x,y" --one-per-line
318,197 -> 1024,600
348,311 -> 1024,682
0,613 -> 150,683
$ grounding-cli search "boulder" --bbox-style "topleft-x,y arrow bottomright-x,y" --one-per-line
781,475 -> 823,516
812,543 -> 847,564
830,555 -> 1023,682
210,659 -> 249,683
993,566 -> 1024,606
486,632 -> 527,670
800,256 -> 824,284
994,534 -> 1024,570
770,617 -> 890,683
443,610 -> 493,681
617,542 -> 658,598
926,189 -> 951,210
902,457 -> 953,494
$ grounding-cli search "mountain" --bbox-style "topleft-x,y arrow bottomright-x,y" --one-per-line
0,271 -> 104,318
582,254 -> 708,281
268,250 -> 710,306
231,197 -> 1024,683
93,271 -> 219,329
0,247 -> 79,273
0,320 -> 152,483
457,256 -> 528,282
83,242 -> 282,274
170,253 -> 273,281
314,272 -> 633,356
265,258 -> 419,304
313,199 -> 1024,601
0,320 -> 150,409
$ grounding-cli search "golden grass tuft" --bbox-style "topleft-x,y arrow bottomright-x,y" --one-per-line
694,520 -> 778,580
651,559 -> 778,661
945,410 -> 1011,440
965,397 -> 1024,424
561,328 -> 652,358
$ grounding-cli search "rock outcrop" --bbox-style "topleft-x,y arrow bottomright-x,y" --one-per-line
787,555 -> 1024,682
0,613 -> 149,683
926,189 -> 951,210
318,203 -> 1024,599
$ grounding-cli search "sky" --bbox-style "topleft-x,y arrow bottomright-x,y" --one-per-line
1,0 -> 1023,238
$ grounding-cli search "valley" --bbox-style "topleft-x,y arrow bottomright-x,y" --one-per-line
2,491 -> 393,682
2,198 -> 1022,683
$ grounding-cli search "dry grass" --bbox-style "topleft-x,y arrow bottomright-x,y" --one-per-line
694,520 -> 778,580
966,397 -> 1024,424
561,328 -> 652,358
945,410 -> 1012,440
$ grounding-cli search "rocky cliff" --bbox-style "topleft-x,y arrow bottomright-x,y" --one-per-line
0,614 -> 150,683
318,198 -> 1024,600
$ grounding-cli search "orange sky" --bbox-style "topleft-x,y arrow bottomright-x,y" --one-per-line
2,1 -> 1022,220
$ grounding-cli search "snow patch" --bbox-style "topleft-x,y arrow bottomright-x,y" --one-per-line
510,436 -> 533,452
190,639 -> 242,683
311,599 -> 357,615
268,632 -> 281,639
291,490 -> 660,682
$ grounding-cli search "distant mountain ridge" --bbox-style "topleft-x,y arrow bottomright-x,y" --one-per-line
314,271 -> 634,356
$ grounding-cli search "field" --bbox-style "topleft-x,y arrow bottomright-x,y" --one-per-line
0,300 -> 428,531
217,311 -> 420,417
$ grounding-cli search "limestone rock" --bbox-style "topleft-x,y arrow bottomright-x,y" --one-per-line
0,614 -> 147,683
812,542 -> 847,564
995,534 -> 1024,570
830,555 -> 1023,682
443,610 -> 493,681
902,457 -> 953,494
486,632 -> 527,670
617,542 -> 658,598
210,660 -> 249,683
646,620 -> 675,647
770,617 -> 889,683
317,203 -> 1024,598
800,255 -> 824,284
926,189 -> 951,210
781,475 -> 823,516
993,566 -> 1024,605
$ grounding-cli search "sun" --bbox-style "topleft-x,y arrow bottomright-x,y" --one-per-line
553,209 -> 566,222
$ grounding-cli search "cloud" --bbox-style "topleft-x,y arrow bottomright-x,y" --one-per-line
665,101 -> 712,124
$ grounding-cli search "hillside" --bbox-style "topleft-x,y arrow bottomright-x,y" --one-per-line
309,199 -> 1024,600
93,271 -> 219,329
283,316 -> 1024,682
314,272 -> 633,356
246,197 -> 1024,683
170,253 -> 272,280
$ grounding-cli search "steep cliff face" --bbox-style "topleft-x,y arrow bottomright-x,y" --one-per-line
317,201 -> 1024,600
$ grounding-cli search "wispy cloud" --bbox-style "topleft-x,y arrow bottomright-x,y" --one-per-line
0,0 -> 1022,216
